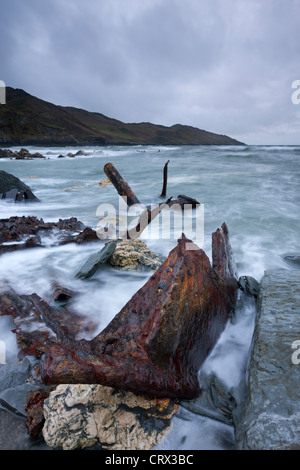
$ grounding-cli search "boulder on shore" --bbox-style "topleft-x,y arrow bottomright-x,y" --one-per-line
107,239 -> 163,271
235,269 -> 300,450
42,384 -> 179,450
0,170 -> 40,202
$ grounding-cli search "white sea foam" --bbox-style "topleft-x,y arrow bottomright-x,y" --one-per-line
0,143 -> 299,449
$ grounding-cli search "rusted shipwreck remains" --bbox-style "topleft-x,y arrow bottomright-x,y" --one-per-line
0,163 -> 238,399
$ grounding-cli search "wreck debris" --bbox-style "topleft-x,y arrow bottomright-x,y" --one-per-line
0,285 -> 96,359
120,196 -> 173,241
160,160 -> 170,198
25,388 -> 55,438
168,194 -> 200,210
104,162 -> 141,207
52,282 -> 76,302
40,224 -> 238,399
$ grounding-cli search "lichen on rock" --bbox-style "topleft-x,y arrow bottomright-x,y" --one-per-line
107,239 -> 163,271
42,384 -> 179,450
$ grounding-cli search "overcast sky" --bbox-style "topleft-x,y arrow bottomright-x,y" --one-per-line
1,0 -> 300,144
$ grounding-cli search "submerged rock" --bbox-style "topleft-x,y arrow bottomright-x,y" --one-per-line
235,269 -> 300,450
42,384 -> 179,450
0,148 -> 45,160
283,254 -> 300,268
168,194 -> 200,209
99,177 -> 112,187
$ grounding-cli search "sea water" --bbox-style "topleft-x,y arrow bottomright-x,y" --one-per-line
0,144 -> 299,449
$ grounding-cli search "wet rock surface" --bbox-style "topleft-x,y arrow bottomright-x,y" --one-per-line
238,275 -> 260,299
0,215 -> 97,254
107,239 -> 163,271
42,384 -> 179,450
75,240 -> 118,279
0,409 -> 29,450
0,148 -> 45,160
181,373 -> 247,427
0,357 -> 53,448
235,269 -> 300,450
0,170 -> 40,202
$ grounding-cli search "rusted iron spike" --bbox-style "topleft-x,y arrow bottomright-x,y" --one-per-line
104,162 -> 141,207
160,160 -> 170,198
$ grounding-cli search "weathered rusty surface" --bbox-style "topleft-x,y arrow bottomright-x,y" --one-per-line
104,162 -> 141,207
52,282 -> 76,302
0,285 -> 96,359
120,197 -> 173,241
41,224 -> 238,399
212,222 -> 237,281
24,388 -> 55,438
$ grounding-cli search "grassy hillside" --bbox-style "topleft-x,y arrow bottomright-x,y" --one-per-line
0,87 -> 244,146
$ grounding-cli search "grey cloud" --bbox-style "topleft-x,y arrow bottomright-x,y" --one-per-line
0,0 -> 299,144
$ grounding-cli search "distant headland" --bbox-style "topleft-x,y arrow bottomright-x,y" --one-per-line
0,87 -> 245,147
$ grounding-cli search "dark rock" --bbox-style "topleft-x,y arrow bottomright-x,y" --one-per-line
0,216 -> 93,254
181,374 -> 238,425
0,170 -> 40,202
238,275 -> 260,298
0,384 -> 52,418
235,269 -> 300,450
0,149 -> 14,159
41,224 -> 238,399
0,358 -> 32,394
168,194 -> 200,209
32,152 -> 44,159
75,239 -> 118,279
0,148 -> 45,160
75,227 -> 99,244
